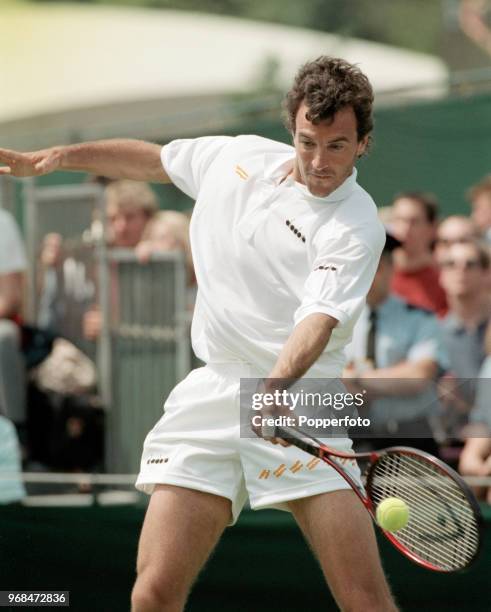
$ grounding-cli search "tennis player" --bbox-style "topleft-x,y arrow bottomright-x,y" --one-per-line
0,57 -> 397,611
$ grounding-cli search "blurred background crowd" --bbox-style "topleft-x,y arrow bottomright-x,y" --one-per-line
1,0 -> 491,508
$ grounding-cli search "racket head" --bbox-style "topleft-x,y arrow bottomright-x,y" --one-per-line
365,446 -> 484,572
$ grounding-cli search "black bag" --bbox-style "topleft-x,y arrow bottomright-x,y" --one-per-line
20,325 -> 57,369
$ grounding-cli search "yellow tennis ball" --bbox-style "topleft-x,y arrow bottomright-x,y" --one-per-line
376,497 -> 409,532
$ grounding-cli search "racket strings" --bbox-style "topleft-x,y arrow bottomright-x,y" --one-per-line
370,471 -> 471,571
369,453 -> 480,571
372,457 -> 479,569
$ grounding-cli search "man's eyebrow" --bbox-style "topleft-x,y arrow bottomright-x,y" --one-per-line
298,131 -> 315,139
297,132 -> 351,143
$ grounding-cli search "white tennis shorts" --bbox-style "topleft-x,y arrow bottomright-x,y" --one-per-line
136,363 -> 362,524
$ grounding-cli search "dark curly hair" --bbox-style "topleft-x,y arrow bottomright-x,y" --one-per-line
284,56 -> 374,145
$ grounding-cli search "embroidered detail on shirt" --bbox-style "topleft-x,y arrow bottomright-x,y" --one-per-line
146,457 -> 169,465
314,265 -> 337,272
235,165 -> 249,180
286,219 -> 306,243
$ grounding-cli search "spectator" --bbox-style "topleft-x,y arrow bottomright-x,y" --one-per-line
466,355 -> 491,435
459,436 -> 491,504
135,210 -> 195,287
438,240 -> 491,436
467,175 -> 491,245
0,208 -> 27,502
82,181 -> 158,341
0,208 -> 27,425
0,415 -> 26,504
390,192 -> 448,317
434,215 -> 479,264
37,179 -> 158,341
102,179 -> 158,248
344,231 -> 445,455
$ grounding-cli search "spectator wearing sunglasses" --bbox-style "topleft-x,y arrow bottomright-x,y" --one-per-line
434,216 -> 479,265
438,240 -> 491,436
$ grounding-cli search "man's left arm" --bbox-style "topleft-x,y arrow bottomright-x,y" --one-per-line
0,272 -> 23,318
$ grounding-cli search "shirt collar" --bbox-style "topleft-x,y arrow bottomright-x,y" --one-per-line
263,151 -> 358,203
444,313 -> 489,334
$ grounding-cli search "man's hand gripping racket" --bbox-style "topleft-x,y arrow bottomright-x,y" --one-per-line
275,424 -> 483,573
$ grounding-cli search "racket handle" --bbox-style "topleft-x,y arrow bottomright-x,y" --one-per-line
275,425 -> 323,459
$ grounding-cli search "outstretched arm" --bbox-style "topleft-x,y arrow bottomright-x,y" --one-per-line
0,139 -> 170,183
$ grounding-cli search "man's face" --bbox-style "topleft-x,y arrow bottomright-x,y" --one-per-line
439,243 -> 487,299
471,192 -> 491,233
292,102 -> 368,197
391,198 -> 434,256
435,217 -> 476,263
107,204 -> 149,248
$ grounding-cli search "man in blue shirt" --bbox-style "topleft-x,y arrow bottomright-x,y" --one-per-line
345,232 -> 446,455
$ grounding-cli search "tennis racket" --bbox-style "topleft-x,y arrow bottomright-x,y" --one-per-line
275,424 -> 483,573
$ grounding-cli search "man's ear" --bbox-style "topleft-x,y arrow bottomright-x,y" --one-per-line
356,135 -> 369,158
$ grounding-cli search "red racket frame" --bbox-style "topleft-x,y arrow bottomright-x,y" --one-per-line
275,426 -> 483,572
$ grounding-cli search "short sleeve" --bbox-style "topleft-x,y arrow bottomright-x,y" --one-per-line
406,315 -> 447,367
294,237 -> 381,327
161,136 -> 233,200
0,211 -> 27,274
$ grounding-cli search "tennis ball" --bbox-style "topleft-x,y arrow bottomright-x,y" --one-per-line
376,497 -> 409,532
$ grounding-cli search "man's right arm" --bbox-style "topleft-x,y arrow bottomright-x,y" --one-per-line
0,139 -> 171,183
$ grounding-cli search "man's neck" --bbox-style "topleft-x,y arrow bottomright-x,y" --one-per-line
448,293 -> 491,328
393,249 -> 434,272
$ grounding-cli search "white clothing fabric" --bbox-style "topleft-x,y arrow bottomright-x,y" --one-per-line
136,135 -> 382,517
162,135 -> 385,377
136,363 -> 361,524
0,415 -> 26,504
0,209 -> 27,274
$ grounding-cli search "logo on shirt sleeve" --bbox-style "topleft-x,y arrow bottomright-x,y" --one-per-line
314,264 -> 337,272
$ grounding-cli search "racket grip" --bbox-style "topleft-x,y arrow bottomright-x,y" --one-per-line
275,425 -> 323,459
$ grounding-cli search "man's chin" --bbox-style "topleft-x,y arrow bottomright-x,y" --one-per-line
306,175 -> 338,198
307,183 -> 334,198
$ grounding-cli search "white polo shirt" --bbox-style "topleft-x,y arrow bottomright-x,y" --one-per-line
162,135 -> 384,377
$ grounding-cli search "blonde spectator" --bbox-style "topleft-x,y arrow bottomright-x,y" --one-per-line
104,180 -> 158,247
136,211 -> 195,286
38,179 -> 158,341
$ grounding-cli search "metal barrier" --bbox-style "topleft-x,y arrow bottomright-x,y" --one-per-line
10,181 -> 192,473
103,250 -> 191,472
